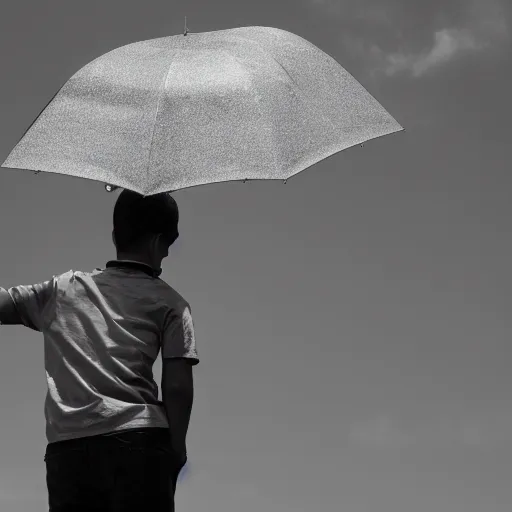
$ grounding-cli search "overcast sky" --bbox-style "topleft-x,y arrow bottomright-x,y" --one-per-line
0,0 -> 511,511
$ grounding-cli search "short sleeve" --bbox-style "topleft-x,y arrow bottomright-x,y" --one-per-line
7,277 -> 55,332
161,302 -> 199,365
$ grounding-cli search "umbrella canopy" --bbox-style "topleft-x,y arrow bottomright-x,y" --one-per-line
1,26 -> 403,196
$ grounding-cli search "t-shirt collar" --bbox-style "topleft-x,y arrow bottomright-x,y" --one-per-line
105,260 -> 162,278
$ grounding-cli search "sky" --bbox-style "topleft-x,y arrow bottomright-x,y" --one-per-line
0,0 -> 511,510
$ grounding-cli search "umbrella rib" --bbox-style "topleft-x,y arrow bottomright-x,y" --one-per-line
257,42 -> 338,134
226,51 -> 282,177
275,56 -> 338,134
1,81 -> 67,168
145,47 -> 179,196
228,34 -> 338,135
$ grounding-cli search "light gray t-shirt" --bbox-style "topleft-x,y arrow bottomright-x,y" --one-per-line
7,260 -> 199,444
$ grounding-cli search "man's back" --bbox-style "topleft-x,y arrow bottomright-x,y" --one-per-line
6,260 -> 199,444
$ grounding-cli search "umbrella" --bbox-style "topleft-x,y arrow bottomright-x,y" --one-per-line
1,25 -> 403,196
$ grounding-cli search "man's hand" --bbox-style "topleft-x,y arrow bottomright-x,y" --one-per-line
0,288 -> 22,325
170,446 -> 188,481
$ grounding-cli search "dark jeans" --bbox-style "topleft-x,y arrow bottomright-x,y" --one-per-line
45,427 -> 176,512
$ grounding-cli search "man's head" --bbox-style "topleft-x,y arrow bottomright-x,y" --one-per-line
112,189 -> 179,272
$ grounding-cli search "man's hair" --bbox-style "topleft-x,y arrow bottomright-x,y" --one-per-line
113,189 -> 179,252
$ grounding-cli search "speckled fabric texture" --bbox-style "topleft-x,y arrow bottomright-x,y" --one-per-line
2,26 -> 403,196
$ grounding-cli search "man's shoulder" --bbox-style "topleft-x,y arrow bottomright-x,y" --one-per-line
157,279 -> 189,307
95,268 -> 188,304
68,268 -> 189,308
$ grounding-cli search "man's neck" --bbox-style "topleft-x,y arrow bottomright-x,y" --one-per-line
107,259 -> 162,278
116,255 -> 152,266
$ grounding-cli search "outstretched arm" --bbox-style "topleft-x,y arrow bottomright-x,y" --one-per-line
0,288 -> 22,325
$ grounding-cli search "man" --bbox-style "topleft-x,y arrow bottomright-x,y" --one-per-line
0,189 -> 198,511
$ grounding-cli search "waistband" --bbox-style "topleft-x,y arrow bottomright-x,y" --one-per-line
48,427 -> 169,447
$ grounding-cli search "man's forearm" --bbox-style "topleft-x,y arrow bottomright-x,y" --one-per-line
163,386 -> 194,452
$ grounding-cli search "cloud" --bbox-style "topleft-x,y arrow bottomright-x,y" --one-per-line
383,28 -> 483,78
383,0 -> 509,77
311,0 -> 510,78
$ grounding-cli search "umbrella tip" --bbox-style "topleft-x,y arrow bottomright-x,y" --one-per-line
184,16 -> 188,36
